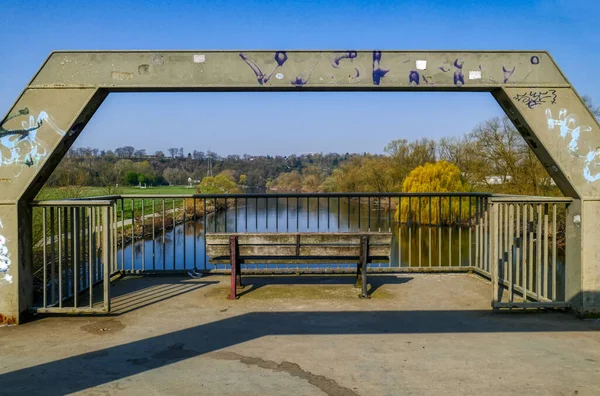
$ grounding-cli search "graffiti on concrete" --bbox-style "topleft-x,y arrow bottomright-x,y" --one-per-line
0,219 -> 11,284
545,108 -> 599,182
372,51 -> 389,85
502,65 -> 516,83
239,51 -> 288,85
0,107 -> 65,176
514,90 -> 557,109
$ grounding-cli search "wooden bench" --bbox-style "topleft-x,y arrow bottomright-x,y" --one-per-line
205,232 -> 393,299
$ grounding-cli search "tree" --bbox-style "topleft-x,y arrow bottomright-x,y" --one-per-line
133,149 -> 146,157
196,172 -> 241,195
583,95 -> 600,120
168,148 -> 178,158
238,174 -> 247,185
155,151 -> 165,158
395,161 -> 470,224
125,171 -> 139,186
384,138 -> 437,185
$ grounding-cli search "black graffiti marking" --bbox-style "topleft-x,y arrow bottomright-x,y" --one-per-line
0,108 -> 43,139
513,90 -> 557,109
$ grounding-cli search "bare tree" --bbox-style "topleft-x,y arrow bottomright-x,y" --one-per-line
582,95 -> 600,120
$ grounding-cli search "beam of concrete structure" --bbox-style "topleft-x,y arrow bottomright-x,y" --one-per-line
1,50 -> 599,322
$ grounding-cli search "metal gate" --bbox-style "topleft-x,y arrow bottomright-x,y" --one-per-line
489,196 -> 572,309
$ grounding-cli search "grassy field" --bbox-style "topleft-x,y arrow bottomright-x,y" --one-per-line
38,185 -> 197,199
35,185 -> 199,222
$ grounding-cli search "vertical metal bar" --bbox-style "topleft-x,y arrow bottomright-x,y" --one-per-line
515,204 -> 521,289
367,196 -> 371,232
173,199 -> 176,270
120,199 -> 124,271
504,202 -> 509,278
307,197 -> 310,230
377,196 -> 381,232
339,197 -> 342,232
296,197 -> 299,231
203,198 -> 207,269
428,196 -> 432,267
388,196 -> 391,232
484,201 -> 489,273
141,199 -> 145,271
459,197 -> 462,266
87,207 -> 93,307
469,196 -> 472,267
491,203 -> 499,307
327,197 -> 331,231
131,199 -> 135,271
357,197 -> 360,231
286,197 -> 289,232
448,196 -> 452,267
50,208 -> 56,305
408,197 -> 412,267
224,198 -> 228,232
316,197 -> 320,230
438,197 -> 442,267
102,206 -> 111,312
536,204 -> 542,299
183,200 -> 187,270
418,196 -> 422,267
255,198 -> 258,231
508,204 -> 514,303
194,199 -> 197,270
552,204 -> 557,301
498,204 -> 503,281
58,208 -> 63,307
42,208 -> 47,308
522,204 -> 528,299
347,197 -> 350,231
265,197 -> 269,230
543,204 -> 549,298
245,197 -> 248,231
276,197 -> 279,231
152,200 -> 156,270
214,198 -> 218,233
528,205 -> 534,291
475,197 -> 480,269
162,199 -> 166,270
73,208 -> 79,308
398,197 -> 402,267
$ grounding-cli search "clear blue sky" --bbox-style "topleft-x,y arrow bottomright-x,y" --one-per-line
1,0 -> 598,156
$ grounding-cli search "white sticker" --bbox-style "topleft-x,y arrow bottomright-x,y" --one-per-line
193,54 -> 206,63
275,73 -> 284,80
469,70 -> 482,79
416,60 -> 427,70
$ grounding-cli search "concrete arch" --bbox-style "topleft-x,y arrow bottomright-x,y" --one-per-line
1,50 -> 599,322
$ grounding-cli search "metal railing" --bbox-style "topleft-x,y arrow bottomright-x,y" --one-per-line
88,192 -> 490,273
31,199 -> 116,313
29,191 -> 573,311
489,196 -> 571,309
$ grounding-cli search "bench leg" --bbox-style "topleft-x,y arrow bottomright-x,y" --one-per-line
355,263 -> 362,289
236,258 -> 243,288
228,236 -> 238,300
359,235 -> 370,299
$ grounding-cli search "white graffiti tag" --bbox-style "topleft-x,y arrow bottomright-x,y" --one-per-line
0,108 -> 66,176
0,221 -> 11,284
545,108 -> 599,182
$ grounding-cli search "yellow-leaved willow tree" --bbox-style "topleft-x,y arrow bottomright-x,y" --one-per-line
395,161 -> 471,225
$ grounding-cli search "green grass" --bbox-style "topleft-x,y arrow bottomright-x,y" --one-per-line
35,185 -> 200,223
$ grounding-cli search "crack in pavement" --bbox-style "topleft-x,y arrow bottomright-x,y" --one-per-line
208,351 -> 360,396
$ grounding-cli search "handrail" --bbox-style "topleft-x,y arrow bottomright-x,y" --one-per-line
30,199 -> 115,207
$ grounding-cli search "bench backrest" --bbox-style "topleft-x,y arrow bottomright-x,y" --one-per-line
205,232 -> 392,261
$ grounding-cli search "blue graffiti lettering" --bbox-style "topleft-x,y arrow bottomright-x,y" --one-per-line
453,58 -> 464,86
372,51 -> 389,86
239,51 -> 288,85
503,65 -> 516,83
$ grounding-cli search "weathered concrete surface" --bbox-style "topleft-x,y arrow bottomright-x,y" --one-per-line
1,273 -> 599,395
